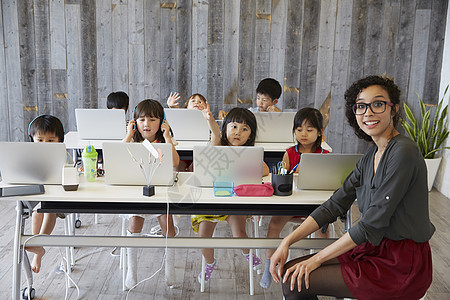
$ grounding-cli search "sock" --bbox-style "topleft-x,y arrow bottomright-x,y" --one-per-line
165,248 -> 175,286
125,232 -> 139,290
259,259 -> 272,289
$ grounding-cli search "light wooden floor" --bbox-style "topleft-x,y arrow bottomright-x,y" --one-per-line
0,189 -> 448,299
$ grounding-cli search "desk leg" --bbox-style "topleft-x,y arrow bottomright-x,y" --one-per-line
249,249 -> 254,296
72,148 -> 78,165
12,201 -> 24,300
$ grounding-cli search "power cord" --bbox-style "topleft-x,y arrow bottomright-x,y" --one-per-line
21,234 -> 80,300
57,247 -> 80,300
125,192 -> 172,299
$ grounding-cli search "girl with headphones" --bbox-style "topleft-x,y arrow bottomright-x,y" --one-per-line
122,99 -> 180,289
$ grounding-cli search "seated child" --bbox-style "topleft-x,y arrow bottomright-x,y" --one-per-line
25,115 -> 66,273
191,106 -> 269,284
218,78 -> 282,119
259,107 -> 331,289
167,92 -> 208,171
123,99 -> 180,289
166,92 -> 207,110
107,91 -> 129,112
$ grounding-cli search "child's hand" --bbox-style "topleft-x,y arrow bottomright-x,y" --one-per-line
266,105 -> 281,112
124,120 -> 137,142
167,92 -> 181,108
218,110 -> 227,120
201,101 -> 213,121
161,120 -> 171,140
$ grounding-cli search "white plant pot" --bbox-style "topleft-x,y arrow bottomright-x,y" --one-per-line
425,157 -> 442,191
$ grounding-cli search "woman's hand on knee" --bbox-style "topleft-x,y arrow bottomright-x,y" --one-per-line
283,257 -> 321,292
269,245 -> 289,283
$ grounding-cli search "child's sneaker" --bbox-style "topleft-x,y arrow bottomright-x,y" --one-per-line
243,252 -> 262,270
197,261 -> 216,283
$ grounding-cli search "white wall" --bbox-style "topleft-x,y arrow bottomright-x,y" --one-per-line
435,2 -> 450,197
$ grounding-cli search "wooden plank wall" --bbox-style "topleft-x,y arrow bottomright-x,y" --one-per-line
0,0 -> 448,154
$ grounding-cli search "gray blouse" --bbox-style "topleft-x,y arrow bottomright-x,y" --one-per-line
310,134 -> 435,246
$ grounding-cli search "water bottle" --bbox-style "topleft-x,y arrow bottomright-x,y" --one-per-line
81,145 -> 98,182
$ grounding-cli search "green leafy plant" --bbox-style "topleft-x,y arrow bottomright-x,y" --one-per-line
401,86 -> 450,159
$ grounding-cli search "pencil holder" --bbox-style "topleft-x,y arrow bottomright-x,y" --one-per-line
271,173 -> 293,196
143,185 -> 155,197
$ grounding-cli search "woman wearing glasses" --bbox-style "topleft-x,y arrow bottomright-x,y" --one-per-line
269,75 -> 435,300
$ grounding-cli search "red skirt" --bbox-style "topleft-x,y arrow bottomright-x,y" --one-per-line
338,238 -> 432,300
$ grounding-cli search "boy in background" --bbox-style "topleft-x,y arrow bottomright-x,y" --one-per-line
219,78 -> 282,119
107,91 -> 129,113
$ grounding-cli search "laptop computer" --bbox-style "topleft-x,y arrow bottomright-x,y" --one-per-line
253,112 -> 296,143
191,145 -> 264,187
296,153 -> 363,190
164,108 -> 210,141
75,109 -> 126,140
0,142 -> 67,185
102,142 -> 174,186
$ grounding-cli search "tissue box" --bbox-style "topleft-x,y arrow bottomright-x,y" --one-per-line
213,181 -> 234,197
62,165 -> 79,191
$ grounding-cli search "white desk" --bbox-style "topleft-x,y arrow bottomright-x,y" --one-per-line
3,173 -> 340,299
64,131 -> 332,153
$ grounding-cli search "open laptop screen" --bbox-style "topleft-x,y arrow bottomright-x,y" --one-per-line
75,109 -> 126,140
191,145 -> 264,187
0,142 -> 67,185
164,108 -> 210,141
253,112 -> 296,143
296,153 -> 363,190
102,142 -> 174,186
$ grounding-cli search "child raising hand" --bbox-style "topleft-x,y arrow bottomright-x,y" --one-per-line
191,108 -> 269,284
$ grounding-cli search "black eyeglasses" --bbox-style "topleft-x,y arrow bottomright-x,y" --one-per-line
352,100 -> 394,115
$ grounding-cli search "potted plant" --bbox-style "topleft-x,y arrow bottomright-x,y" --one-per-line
401,85 -> 450,191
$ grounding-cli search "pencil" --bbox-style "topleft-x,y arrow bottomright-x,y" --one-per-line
289,163 -> 299,174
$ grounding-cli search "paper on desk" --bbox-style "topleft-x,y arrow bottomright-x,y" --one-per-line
142,139 -> 159,158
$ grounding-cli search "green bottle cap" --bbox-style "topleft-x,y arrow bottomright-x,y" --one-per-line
82,145 -> 98,158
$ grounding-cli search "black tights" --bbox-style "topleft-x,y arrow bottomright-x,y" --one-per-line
281,255 -> 355,300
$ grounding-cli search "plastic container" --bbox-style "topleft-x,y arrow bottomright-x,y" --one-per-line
271,173 -> 293,196
81,145 -> 98,182
213,181 -> 234,197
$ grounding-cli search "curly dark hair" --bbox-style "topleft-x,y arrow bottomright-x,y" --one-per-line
220,108 -> 257,146
344,75 -> 401,142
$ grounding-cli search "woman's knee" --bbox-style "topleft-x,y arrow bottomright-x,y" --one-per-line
281,275 -> 318,300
